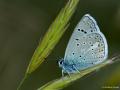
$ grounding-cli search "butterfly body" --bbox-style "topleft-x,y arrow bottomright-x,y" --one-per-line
58,14 -> 108,75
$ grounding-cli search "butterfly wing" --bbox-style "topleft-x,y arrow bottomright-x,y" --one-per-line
64,14 -> 108,70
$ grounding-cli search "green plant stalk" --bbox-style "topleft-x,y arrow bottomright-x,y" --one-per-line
17,0 -> 79,90
26,0 -> 79,75
38,60 -> 115,90
17,74 -> 28,90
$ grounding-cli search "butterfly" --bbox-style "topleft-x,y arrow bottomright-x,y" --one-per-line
58,14 -> 108,76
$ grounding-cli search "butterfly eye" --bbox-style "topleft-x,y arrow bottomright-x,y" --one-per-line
59,60 -> 63,65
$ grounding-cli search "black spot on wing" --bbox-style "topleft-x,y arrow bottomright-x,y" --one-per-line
75,39 -> 79,41
77,43 -> 79,46
91,44 -> 93,46
83,42 -> 86,45
78,29 -> 87,34
89,42 -> 92,44
78,29 -> 80,31
84,31 -> 87,34
81,29 -> 84,32
91,30 -> 93,32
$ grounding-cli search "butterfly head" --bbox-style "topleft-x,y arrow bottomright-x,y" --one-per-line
58,58 -> 64,68
58,59 -> 77,74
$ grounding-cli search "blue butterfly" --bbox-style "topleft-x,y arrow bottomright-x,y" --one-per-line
58,14 -> 108,76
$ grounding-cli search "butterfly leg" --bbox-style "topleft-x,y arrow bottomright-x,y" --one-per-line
62,70 -> 71,78
68,72 -> 71,77
62,70 -> 64,77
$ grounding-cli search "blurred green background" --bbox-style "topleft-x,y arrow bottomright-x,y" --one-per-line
0,0 -> 120,90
